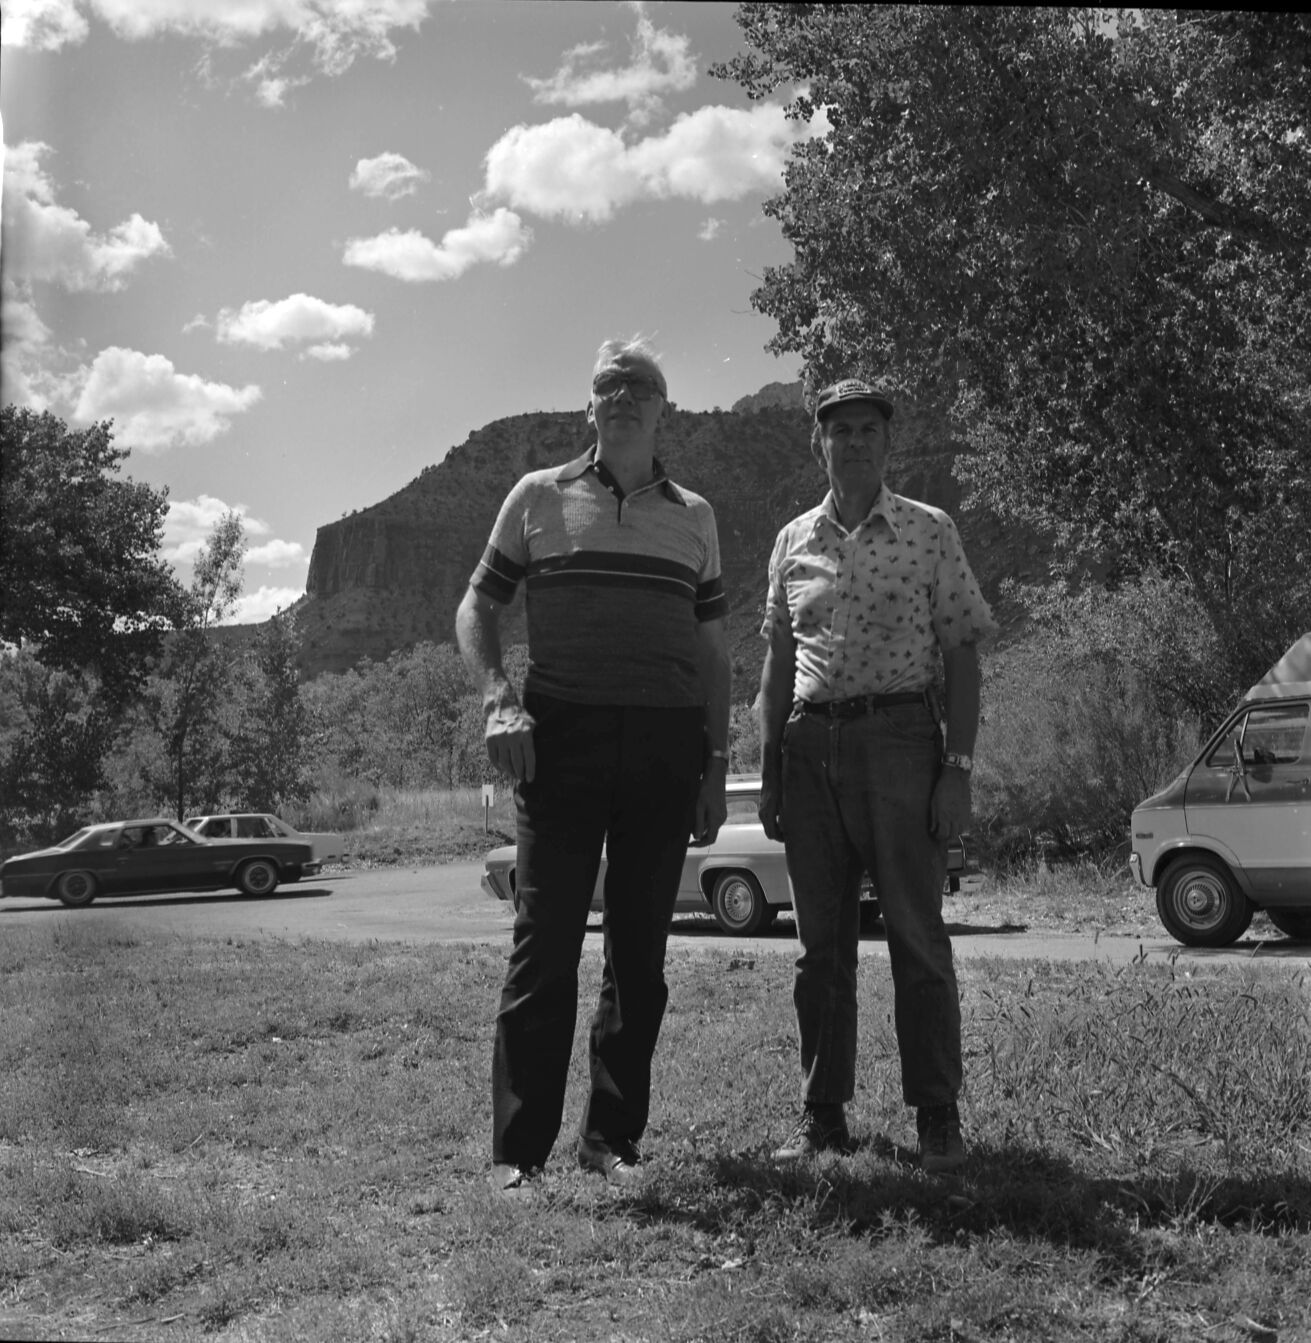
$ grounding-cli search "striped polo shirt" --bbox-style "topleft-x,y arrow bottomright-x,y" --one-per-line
471,447 -> 726,708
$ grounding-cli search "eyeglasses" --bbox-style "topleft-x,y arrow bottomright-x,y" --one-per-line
592,371 -> 664,402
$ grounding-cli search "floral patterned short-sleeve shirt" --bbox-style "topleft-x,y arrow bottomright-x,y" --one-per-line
762,485 -> 997,702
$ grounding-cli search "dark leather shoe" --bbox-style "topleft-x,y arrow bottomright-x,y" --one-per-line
490,1162 -> 538,1196
773,1105 -> 852,1160
577,1135 -> 642,1186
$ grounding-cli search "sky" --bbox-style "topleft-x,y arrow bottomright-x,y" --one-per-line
1,0 -> 821,623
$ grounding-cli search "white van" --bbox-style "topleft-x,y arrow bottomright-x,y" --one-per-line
1129,633 -> 1311,946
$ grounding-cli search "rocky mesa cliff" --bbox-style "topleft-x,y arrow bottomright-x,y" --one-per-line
294,385 -> 1038,682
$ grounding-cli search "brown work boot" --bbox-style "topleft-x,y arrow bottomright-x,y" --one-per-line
916,1103 -> 965,1173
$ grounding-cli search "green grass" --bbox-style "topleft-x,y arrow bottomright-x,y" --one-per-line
3,917 -> 1310,1341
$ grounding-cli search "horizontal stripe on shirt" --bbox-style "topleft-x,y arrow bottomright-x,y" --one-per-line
469,446 -> 725,705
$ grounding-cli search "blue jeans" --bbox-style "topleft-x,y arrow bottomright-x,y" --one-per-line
491,693 -> 704,1169
781,703 -> 961,1109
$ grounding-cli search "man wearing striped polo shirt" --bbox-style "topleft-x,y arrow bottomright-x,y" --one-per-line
758,377 -> 996,1173
456,337 -> 731,1195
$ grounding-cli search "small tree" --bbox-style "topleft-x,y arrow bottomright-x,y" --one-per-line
145,513 -> 246,819
229,611 -> 313,812
0,651 -> 113,845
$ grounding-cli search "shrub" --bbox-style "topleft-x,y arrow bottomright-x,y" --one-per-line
974,634 -> 1205,867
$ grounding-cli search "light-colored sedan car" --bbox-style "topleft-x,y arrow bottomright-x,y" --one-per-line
186,813 -> 345,866
480,774 -> 966,936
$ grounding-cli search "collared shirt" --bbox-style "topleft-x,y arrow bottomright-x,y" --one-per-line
762,485 -> 996,702
471,447 -> 726,707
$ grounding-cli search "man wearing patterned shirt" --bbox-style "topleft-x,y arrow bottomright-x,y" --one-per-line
757,377 -> 997,1173
456,337 -> 731,1195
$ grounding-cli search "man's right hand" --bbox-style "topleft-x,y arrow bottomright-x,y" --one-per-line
758,772 -> 784,841
486,703 -> 537,783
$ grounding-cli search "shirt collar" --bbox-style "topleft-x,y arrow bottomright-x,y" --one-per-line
816,483 -> 899,537
556,445 -> 686,504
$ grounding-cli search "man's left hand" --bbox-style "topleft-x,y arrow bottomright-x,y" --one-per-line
690,771 -> 728,847
929,767 -> 971,840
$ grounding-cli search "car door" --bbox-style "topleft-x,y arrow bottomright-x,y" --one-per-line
1184,700 -> 1311,900
112,824 -> 217,894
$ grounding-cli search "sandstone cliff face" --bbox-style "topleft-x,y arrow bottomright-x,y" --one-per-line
295,387 -> 1032,680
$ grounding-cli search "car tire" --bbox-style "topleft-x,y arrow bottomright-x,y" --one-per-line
236,858 -> 279,898
54,870 -> 98,908
710,870 -> 769,936
1156,855 -> 1252,947
1265,909 -> 1311,942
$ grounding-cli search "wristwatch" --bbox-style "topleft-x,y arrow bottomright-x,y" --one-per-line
943,752 -> 973,773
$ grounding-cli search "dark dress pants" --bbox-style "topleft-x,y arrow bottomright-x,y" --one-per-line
491,693 -> 704,1169
781,703 -> 962,1109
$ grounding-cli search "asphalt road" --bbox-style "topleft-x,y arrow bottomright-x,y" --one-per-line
5,861 -> 1311,970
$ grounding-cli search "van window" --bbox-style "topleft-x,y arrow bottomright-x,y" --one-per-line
1207,703 -> 1310,768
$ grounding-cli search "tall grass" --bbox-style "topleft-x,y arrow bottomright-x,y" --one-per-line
2,923 -> 1309,1340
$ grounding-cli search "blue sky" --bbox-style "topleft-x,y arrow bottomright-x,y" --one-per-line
1,0 -> 819,622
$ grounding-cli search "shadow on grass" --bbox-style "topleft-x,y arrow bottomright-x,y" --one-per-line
628,1140 -> 1311,1268
1171,937 -> 1311,961
0,886 -> 334,914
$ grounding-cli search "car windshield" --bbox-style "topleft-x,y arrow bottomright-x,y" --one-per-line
56,828 -> 95,849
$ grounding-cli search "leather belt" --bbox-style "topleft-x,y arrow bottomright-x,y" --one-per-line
798,692 -> 925,719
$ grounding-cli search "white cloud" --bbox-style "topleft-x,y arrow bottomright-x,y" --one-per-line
215,293 -> 375,353
5,0 -> 430,73
2,141 -> 171,291
698,217 -> 723,241
163,494 -> 251,566
247,538 -> 308,567
73,347 -> 262,452
1,0 -> 87,48
350,151 -> 430,201
0,282 -> 60,408
343,209 -> 531,282
524,4 -> 696,126
304,342 -> 353,361
4,1 -> 429,109
164,497 -> 305,569
225,586 -> 306,625
482,102 -> 826,224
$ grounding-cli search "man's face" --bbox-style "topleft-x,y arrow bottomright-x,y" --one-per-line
815,401 -> 891,494
587,354 -> 667,443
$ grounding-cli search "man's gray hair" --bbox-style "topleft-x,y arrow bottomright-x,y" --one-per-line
593,336 -> 667,396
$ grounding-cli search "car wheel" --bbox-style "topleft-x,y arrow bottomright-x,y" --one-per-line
710,870 -> 769,936
1266,909 -> 1311,942
55,870 -> 98,908
236,859 -> 279,897
1156,855 -> 1252,947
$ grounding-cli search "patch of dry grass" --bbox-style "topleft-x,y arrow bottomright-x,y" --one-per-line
2,921 -> 1310,1341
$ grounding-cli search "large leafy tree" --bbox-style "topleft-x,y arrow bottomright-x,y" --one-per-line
716,7 -> 1311,683
0,407 -> 181,706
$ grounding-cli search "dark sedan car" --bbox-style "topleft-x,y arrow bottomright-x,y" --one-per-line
0,818 -> 320,908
